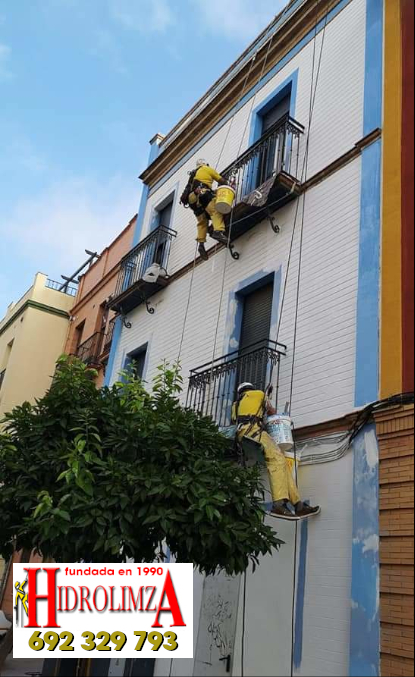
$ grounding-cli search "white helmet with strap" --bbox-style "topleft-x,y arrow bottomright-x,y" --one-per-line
237,382 -> 254,396
196,158 -> 208,168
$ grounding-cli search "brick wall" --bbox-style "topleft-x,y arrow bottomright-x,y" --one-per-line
375,405 -> 414,676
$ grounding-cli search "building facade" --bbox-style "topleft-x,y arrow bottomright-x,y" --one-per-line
64,216 -> 136,386
101,1 -> 413,676
0,272 -> 76,419
0,272 -> 76,640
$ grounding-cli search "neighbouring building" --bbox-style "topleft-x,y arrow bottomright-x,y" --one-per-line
0,272 -> 76,419
0,272 -> 76,635
64,216 -> 136,386
43,0 -> 413,676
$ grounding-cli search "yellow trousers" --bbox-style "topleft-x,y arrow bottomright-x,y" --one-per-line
238,424 -> 301,505
193,199 -> 226,243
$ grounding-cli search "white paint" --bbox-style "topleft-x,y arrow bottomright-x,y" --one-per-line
137,0 -> 366,276
362,534 -> 379,555
110,2 -> 367,675
111,159 -> 361,430
364,428 -> 379,469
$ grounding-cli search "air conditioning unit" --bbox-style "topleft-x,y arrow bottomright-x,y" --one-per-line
142,263 -> 167,284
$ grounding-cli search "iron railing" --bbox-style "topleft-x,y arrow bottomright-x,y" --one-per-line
0,369 -> 6,391
46,279 -> 78,297
186,339 -> 287,428
76,332 -> 105,366
114,225 -> 177,298
221,114 -> 305,205
103,317 -> 116,354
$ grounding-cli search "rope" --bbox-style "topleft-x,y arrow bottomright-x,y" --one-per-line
177,242 -> 198,361
215,53 -> 258,171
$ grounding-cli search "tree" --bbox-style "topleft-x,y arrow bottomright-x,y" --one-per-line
0,357 -> 282,576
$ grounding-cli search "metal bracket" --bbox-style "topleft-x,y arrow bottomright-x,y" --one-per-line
266,208 -> 280,234
219,655 -> 232,673
141,292 -> 155,315
120,313 -> 132,329
229,243 -> 240,260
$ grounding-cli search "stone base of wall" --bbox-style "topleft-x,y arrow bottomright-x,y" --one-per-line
375,404 -> 414,676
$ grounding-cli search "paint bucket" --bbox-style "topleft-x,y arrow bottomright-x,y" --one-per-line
266,414 -> 294,453
215,185 -> 236,215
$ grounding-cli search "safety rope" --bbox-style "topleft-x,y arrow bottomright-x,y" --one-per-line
177,242 -> 198,362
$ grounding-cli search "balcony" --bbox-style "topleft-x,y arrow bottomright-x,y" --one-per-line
221,114 -> 305,240
102,317 -> 116,356
45,279 -> 78,297
186,339 -> 286,428
77,332 -> 105,367
109,225 -> 177,315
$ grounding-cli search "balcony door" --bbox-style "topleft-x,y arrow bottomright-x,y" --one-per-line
256,94 -> 291,186
237,283 -> 273,390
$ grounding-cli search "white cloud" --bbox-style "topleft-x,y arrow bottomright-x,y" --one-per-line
194,0 -> 288,42
0,43 -> 12,81
109,0 -> 175,34
0,174 -> 139,279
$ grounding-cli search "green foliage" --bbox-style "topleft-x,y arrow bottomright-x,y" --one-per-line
0,356 -> 282,575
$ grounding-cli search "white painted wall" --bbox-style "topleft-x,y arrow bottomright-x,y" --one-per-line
113,2 -> 366,674
111,157 -> 361,429
139,0 -> 366,275
153,445 -> 354,677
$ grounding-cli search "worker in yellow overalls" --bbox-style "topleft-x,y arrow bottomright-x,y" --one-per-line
232,383 -> 320,520
187,159 -> 229,260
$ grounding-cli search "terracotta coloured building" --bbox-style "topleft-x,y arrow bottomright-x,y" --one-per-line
65,215 -> 136,386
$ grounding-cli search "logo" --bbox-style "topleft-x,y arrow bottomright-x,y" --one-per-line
14,578 -> 28,626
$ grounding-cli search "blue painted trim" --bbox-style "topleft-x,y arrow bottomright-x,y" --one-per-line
363,0 -> 383,136
293,518 -> 308,670
355,143 -> 381,407
123,340 -> 150,381
148,182 -> 180,235
224,268 -> 281,355
105,140 -> 161,386
354,0 -> 383,406
148,0 -> 350,198
349,424 -> 380,677
104,317 -> 122,387
249,69 -> 299,145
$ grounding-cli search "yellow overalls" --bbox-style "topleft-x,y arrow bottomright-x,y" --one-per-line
188,165 -> 226,243
232,390 -> 300,505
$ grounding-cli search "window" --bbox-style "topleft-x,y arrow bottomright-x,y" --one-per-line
257,92 -> 291,185
157,200 -> 173,230
125,344 -> 148,380
237,283 -> 273,387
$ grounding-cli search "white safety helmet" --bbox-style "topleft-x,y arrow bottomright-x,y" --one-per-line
196,158 -> 208,168
237,382 -> 254,395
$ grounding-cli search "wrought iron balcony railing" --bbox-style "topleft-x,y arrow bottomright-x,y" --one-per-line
186,339 -> 287,429
76,332 -> 105,366
46,279 -> 78,297
221,114 -> 305,240
0,369 -> 6,391
109,225 -> 177,315
102,317 -> 116,354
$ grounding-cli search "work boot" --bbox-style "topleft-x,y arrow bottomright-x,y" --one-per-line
270,502 -> 299,520
210,231 -> 229,246
198,243 -> 208,261
295,503 -> 321,519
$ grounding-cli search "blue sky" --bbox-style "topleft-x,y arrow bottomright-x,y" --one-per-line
0,0 -> 286,317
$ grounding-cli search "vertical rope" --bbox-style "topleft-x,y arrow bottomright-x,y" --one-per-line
177,243 -> 198,362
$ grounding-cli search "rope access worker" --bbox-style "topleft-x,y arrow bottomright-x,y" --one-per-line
232,383 -> 321,520
180,159 -> 229,261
